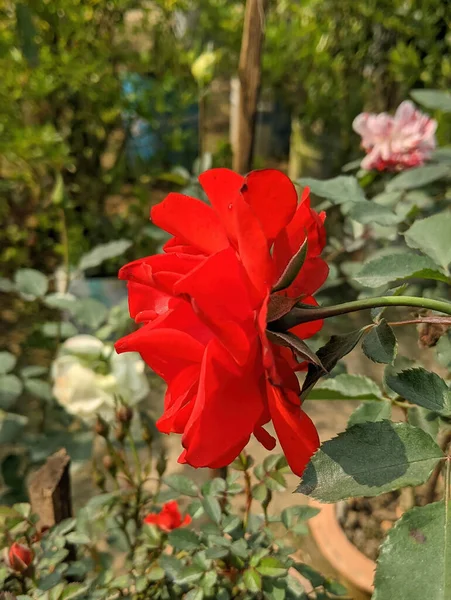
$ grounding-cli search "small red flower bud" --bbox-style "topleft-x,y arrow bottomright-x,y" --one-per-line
144,501 -> 191,532
5,542 -> 33,573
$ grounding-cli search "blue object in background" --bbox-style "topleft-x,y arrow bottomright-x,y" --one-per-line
121,72 -> 199,171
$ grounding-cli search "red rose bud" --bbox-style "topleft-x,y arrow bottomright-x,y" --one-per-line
115,169 -> 328,476
6,542 -> 33,573
144,501 -> 191,533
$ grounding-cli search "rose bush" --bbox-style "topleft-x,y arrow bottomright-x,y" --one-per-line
116,169 -> 329,475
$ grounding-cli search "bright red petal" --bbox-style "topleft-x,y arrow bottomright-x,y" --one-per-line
182,339 -> 265,468
151,192 -> 229,255
267,384 -> 320,476
234,193 -> 274,302
198,168 -> 244,243
254,425 -> 277,450
242,170 -> 297,242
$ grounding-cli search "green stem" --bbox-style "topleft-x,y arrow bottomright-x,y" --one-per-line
276,296 -> 451,329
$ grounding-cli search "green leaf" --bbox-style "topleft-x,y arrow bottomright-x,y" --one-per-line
163,474 -> 199,497
272,239 -> 308,292
78,240 -> 132,272
267,331 -> 322,367
60,583 -> 88,599
51,173 -> 65,205
252,483 -> 270,503
348,400 -> 392,427
410,89 -> 451,112
175,565 -> 205,585
354,252 -> 449,288
183,589 -> 204,600
0,351 -> 16,374
281,506 -> 319,528
43,293 -> 77,311
292,564 -> 324,587
307,374 -> 384,401
386,164 -> 449,191
41,322 -> 78,339
301,329 -> 365,399
243,568 -> 262,592
298,176 -> 366,204
24,378 -> 53,401
167,528 -> 200,551
20,365 -> 48,378
147,566 -> 165,581
362,320 -> 397,364
386,367 -> 451,417
297,421 -> 444,502
65,532 -> 91,545
202,495 -> 222,524
0,374 -> 23,408
0,411 -> 28,444
72,298 -> 108,330
408,406 -> 440,440
256,557 -> 287,578
404,213 -> 451,271
14,268 -> 48,298
373,501 -> 451,600
348,202 -> 401,226
0,278 -> 15,292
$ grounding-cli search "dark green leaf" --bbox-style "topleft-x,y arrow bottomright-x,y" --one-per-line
175,565 -> 204,585
163,474 -> 199,497
324,579 -> 348,596
167,528 -> 200,551
386,367 -> 451,417
298,176 -> 366,204
373,501 -> 451,600
362,320 -> 397,364
297,421 -> 444,502
348,400 -> 392,428
404,213 -> 451,271
267,331 -> 323,367
60,583 -> 88,599
202,496 -> 221,523
14,268 -> 48,298
292,564 -> 324,587
147,566 -> 165,581
307,374 -> 383,401
301,329 -> 365,399
354,253 -> 448,288
272,239 -> 308,292
0,411 -> 28,444
386,164 -> 449,191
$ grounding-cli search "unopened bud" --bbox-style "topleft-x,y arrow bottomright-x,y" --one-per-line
142,422 -> 154,444
95,415 -> 109,438
116,405 -> 133,424
156,450 -> 167,477
5,542 -> 34,573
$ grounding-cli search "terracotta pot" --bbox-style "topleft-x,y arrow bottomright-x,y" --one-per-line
308,500 -> 376,596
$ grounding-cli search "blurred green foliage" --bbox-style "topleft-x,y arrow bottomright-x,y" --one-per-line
0,0 -> 450,273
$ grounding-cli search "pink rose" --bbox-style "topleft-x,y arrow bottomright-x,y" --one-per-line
353,100 -> 437,171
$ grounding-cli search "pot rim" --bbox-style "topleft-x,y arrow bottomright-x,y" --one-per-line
308,499 -> 376,594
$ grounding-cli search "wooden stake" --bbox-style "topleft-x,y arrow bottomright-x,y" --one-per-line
28,449 -> 73,529
233,0 -> 268,173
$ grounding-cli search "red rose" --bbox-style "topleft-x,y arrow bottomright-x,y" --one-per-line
5,542 -> 34,573
144,501 -> 192,532
115,169 -> 328,476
